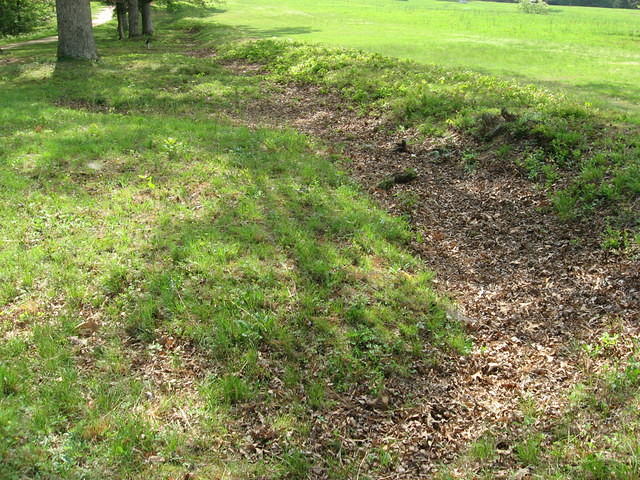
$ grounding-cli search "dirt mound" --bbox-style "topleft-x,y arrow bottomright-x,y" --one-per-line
217,67 -> 639,476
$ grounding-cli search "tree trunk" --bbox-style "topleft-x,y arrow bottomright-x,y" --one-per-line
128,0 -> 140,37
116,0 -> 128,40
141,1 -> 153,36
55,0 -> 97,60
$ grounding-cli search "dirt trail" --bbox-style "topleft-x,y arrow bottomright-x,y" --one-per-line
215,67 -> 639,476
0,6 -> 114,51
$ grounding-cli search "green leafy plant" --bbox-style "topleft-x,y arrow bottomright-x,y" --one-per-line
160,136 -> 186,160
470,435 -> 497,461
515,433 -> 544,465
519,0 -> 550,14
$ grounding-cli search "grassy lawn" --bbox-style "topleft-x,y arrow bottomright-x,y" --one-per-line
0,2 -> 638,478
211,0 -> 640,120
0,8 -> 465,479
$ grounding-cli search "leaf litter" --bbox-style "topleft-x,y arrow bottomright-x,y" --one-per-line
205,58 -> 639,477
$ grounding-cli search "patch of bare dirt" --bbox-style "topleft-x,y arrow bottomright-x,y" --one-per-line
54,98 -> 125,114
214,63 -> 639,477
126,334 -> 213,396
0,56 -> 22,66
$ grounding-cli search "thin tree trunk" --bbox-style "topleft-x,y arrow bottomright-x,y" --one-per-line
55,0 -> 97,60
116,0 -> 128,40
141,1 -> 153,36
128,0 -> 140,37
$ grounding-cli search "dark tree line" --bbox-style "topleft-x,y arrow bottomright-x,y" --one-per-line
56,0 -> 155,60
481,0 -> 637,7
547,0 -> 637,8
0,0 -> 54,36
114,0 -> 154,39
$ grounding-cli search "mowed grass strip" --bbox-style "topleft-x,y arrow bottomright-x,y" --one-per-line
0,10 -> 464,479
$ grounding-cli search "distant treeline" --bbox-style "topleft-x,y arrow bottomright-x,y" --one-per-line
549,0 -> 637,8
486,0 -> 638,8
0,0 -> 54,36
548,0 -> 637,8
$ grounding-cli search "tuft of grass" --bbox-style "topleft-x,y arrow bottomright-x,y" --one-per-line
281,448 -> 311,479
469,435 -> 497,462
515,433 -> 544,466
305,381 -> 326,410
202,375 -> 254,406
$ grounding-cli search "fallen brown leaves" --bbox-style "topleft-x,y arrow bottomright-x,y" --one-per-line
203,58 -> 639,477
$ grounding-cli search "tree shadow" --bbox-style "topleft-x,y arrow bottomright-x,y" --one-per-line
231,25 -> 320,38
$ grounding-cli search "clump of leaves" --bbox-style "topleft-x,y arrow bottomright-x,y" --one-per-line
378,168 -> 418,190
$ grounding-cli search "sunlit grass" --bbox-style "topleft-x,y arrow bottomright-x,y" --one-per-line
209,0 -> 640,119
0,8 -> 461,478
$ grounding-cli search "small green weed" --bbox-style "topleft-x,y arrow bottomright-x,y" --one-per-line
520,394 -> 540,426
601,226 -> 637,253
516,433 -> 544,466
580,453 -> 629,480
202,375 -> 253,406
0,364 -> 19,396
281,449 -> 311,479
462,152 -> 478,175
159,136 -> 186,160
470,435 -> 497,462
305,381 -> 326,410
582,332 -> 620,358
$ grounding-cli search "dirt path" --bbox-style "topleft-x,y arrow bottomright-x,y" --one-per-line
0,6 -> 114,51
213,64 -> 639,476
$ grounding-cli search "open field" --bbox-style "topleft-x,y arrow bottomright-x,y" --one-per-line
212,0 -> 640,120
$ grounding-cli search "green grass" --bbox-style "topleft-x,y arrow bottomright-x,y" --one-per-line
214,38 -> 638,240
210,0 -> 640,120
0,6 -> 464,479
0,2 -> 638,477
469,435 -> 497,462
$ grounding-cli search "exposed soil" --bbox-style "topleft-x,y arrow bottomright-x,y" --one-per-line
213,60 -> 639,477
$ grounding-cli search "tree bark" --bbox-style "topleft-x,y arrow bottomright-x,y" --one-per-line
128,0 -> 140,37
55,0 -> 97,60
141,1 -> 153,36
116,0 -> 128,40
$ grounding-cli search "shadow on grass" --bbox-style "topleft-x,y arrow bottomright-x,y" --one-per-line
228,25 -> 320,38
463,64 -> 640,119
